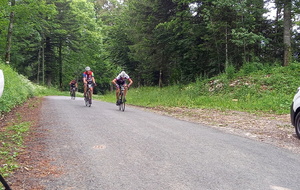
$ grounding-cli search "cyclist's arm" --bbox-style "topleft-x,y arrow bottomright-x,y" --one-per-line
82,73 -> 87,84
112,78 -> 117,86
128,78 -> 133,87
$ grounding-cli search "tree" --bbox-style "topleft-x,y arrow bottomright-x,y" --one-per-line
10,0 -> 57,84
5,0 -> 15,64
283,0 -> 292,66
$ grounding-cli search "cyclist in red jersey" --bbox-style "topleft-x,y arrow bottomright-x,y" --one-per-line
112,71 -> 133,105
82,66 -> 96,98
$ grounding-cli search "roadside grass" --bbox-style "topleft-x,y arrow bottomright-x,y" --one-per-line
101,62 -> 300,114
101,87 -> 292,114
35,86 -> 70,97
0,64 -> 34,113
0,121 -> 30,177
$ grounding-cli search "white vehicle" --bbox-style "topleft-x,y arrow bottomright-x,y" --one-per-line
291,87 -> 300,138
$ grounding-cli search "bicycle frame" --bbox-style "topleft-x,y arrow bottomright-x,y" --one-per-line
70,87 -> 76,99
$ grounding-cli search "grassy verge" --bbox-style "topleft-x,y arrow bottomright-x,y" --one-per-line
100,62 -> 300,114
0,121 -> 30,178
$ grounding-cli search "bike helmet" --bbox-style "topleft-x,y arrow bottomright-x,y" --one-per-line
85,66 -> 91,71
120,71 -> 127,77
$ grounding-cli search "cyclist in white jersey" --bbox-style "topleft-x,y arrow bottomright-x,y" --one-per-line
112,71 -> 133,105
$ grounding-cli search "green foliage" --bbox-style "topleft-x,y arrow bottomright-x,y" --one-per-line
1,0 -> 299,91
240,62 -> 264,75
0,121 -> 30,177
1,0 -> 300,92
225,64 -> 236,79
231,28 -> 266,46
0,63 -> 35,113
0,0 -> 117,95
0,62 -> 67,114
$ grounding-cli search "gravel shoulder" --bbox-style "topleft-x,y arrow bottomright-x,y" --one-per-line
2,97 -> 300,189
144,106 -> 300,153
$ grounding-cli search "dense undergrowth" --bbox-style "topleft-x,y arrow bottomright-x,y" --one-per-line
0,63 -> 70,113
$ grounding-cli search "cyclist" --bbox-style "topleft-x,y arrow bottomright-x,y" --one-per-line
82,66 -> 96,99
69,79 -> 78,93
112,71 -> 133,105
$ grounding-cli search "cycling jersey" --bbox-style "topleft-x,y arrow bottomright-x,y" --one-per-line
70,80 -> 76,84
115,73 -> 130,85
82,71 -> 94,82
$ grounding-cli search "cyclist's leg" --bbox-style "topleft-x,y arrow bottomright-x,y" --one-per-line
116,88 -> 120,105
88,89 -> 92,104
90,87 -> 93,101
123,84 -> 128,101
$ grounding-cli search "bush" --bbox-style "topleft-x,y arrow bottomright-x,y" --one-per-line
240,62 -> 264,75
0,63 -> 35,113
225,64 -> 236,79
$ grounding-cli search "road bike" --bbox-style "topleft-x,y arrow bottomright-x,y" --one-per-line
84,82 -> 94,107
70,87 -> 76,100
118,85 -> 126,111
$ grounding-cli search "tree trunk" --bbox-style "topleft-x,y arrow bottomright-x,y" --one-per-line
159,69 -> 162,88
5,0 -> 16,64
59,38 -> 63,90
42,40 -> 45,85
45,37 -> 53,86
37,45 -> 41,84
225,25 -> 228,69
283,0 -> 292,66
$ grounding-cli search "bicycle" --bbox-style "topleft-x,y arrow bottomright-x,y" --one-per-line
84,82 -> 94,107
70,87 -> 76,100
118,85 -> 126,111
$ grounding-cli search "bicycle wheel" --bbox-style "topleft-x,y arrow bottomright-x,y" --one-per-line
71,89 -> 75,99
85,91 -> 89,106
121,95 -> 125,111
118,93 -> 123,111
88,90 -> 92,107
89,96 -> 92,107
85,96 -> 89,106
119,92 -> 125,111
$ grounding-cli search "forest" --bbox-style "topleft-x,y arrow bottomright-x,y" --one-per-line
0,0 -> 299,94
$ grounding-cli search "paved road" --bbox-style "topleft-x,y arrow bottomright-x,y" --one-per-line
40,96 -> 300,190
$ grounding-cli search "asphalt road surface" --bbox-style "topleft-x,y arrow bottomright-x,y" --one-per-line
40,96 -> 300,190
